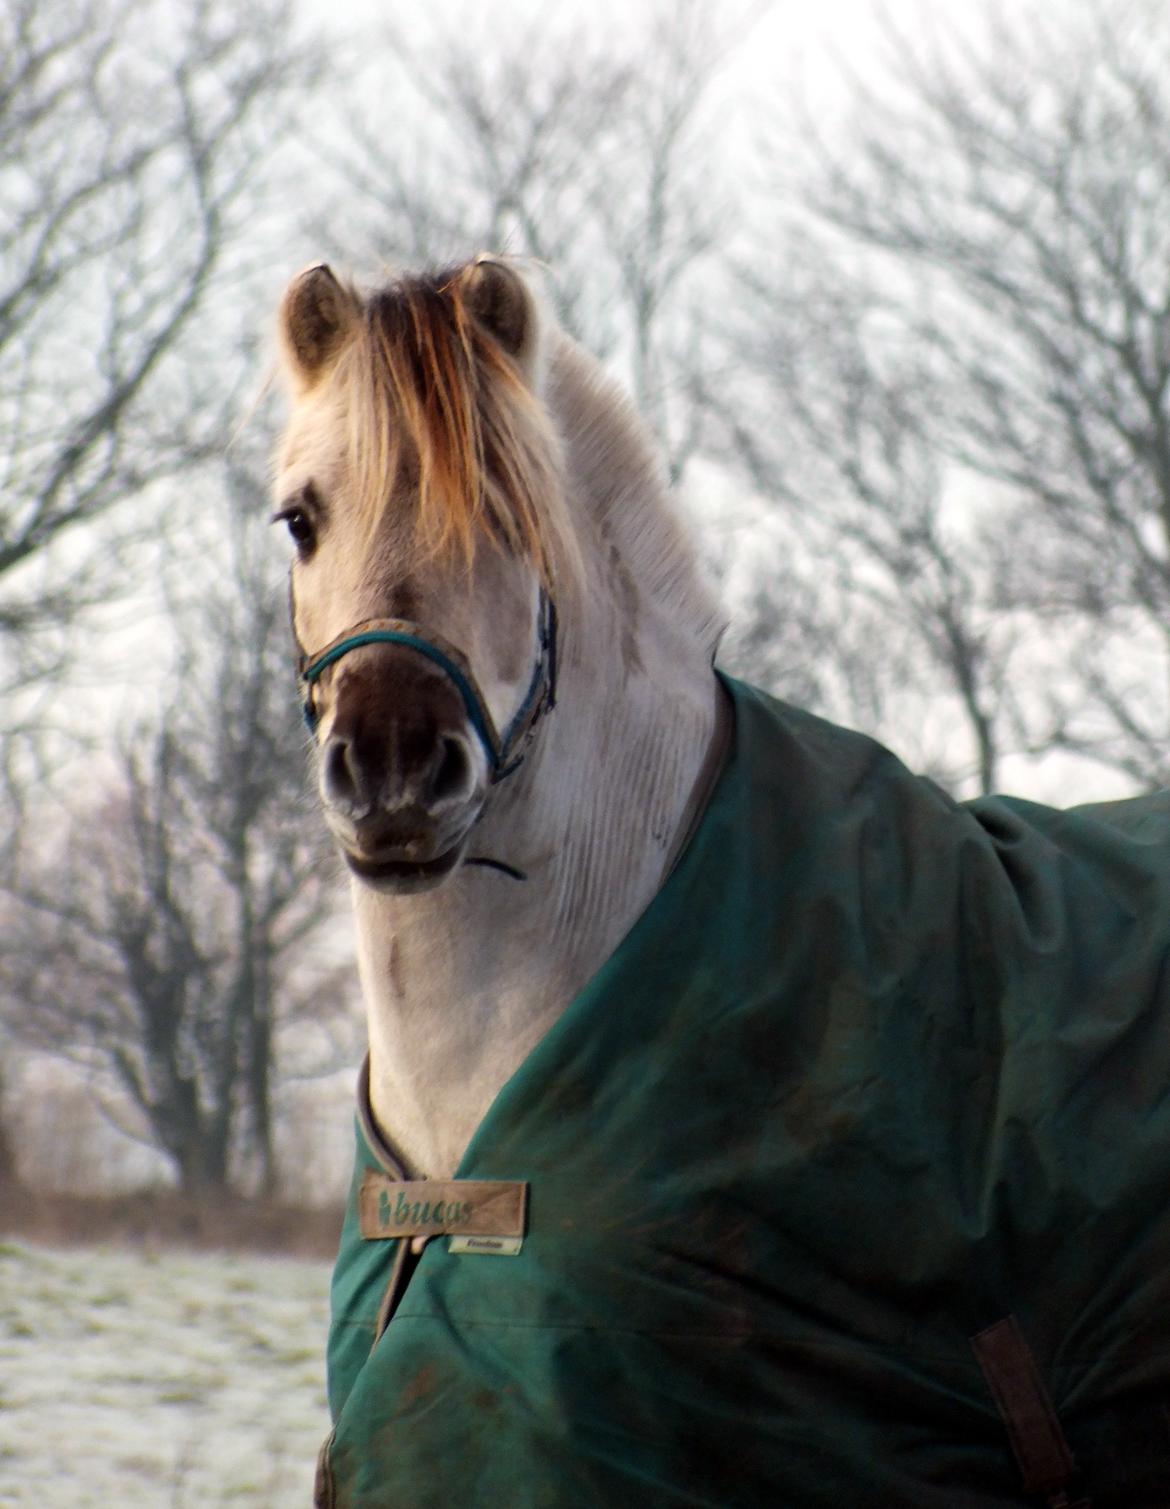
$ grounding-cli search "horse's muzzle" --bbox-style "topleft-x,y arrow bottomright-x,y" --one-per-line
314,650 -> 488,890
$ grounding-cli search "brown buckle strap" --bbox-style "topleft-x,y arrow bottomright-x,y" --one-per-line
971,1316 -> 1091,1509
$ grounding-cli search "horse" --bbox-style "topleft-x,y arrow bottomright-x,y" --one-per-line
273,256 -> 1170,1507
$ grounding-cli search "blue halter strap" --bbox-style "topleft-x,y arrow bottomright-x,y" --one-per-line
297,594 -> 557,783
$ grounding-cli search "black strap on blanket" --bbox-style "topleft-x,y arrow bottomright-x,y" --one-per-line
971,1316 -> 1092,1509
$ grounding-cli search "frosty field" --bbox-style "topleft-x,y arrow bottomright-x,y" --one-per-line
0,1241 -> 332,1507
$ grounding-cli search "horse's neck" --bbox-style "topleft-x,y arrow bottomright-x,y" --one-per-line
356,576 -> 721,1177
357,341 -> 725,1179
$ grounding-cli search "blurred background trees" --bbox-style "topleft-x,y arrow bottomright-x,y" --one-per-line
3,0 -> 1168,1199
0,0 -> 339,1197
0,0 -> 317,695
309,0 -> 738,481
0,479 -> 348,1196
726,0 -> 1170,792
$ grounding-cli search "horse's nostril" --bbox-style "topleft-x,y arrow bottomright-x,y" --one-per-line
323,736 -> 359,806
322,719 -> 473,817
429,736 -> 471,804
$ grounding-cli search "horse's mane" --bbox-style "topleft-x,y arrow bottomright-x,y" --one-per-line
546,339 -> 725,660
330,267 -> 576,589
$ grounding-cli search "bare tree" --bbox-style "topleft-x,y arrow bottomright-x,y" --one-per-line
309,0 -> 754,482
0,0 -> 318,693
0,477 -> 348,1196
0,1064 -> 17,1190
729,0 -> 1170,792
721,250 -> 1020,792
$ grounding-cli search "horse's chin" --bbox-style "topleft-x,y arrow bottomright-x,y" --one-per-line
342,836 -> 469,894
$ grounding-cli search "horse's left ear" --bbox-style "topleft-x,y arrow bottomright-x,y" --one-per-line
461,257 -> 546,388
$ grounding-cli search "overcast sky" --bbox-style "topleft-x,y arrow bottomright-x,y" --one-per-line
303,0 -> 974,88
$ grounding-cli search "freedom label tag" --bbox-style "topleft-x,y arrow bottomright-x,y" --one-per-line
358,1171 -> 528,1243
447,1235 -> 524,1257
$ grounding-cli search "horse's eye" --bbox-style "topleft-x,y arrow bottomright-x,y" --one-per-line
285,510 -> 313,546
271,505 -> 316,556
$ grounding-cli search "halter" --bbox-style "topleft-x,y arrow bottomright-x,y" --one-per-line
297,591 -> 558,784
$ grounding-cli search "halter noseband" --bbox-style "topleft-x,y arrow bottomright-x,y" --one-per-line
297,592 -> 557,784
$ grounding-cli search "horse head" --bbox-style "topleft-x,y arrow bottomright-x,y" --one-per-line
273,258 -> 577,893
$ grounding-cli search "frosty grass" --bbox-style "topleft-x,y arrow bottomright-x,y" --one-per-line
0,1241 -> 331,1507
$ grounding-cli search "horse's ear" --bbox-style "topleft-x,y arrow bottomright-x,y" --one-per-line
461,257 -> 546,387
279,264 -> 358,387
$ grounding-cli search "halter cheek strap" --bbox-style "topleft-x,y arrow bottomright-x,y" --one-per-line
297,593 -> 557,784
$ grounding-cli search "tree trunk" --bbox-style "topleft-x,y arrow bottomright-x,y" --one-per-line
0,1067 -> 19,1189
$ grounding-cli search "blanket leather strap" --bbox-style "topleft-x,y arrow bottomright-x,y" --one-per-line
971,1317 -> 1091,1509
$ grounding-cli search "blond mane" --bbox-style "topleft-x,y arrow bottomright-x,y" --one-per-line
326,268 -> 578,589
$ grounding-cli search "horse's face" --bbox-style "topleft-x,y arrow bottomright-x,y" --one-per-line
274,262 -> 559,893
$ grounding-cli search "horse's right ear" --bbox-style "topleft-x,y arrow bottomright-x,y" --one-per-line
278,264 -> 358,388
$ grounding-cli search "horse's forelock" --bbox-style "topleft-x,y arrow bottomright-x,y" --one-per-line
334,268 -> 577,591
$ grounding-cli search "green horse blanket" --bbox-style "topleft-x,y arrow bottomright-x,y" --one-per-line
316,678 -> 1170,1507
